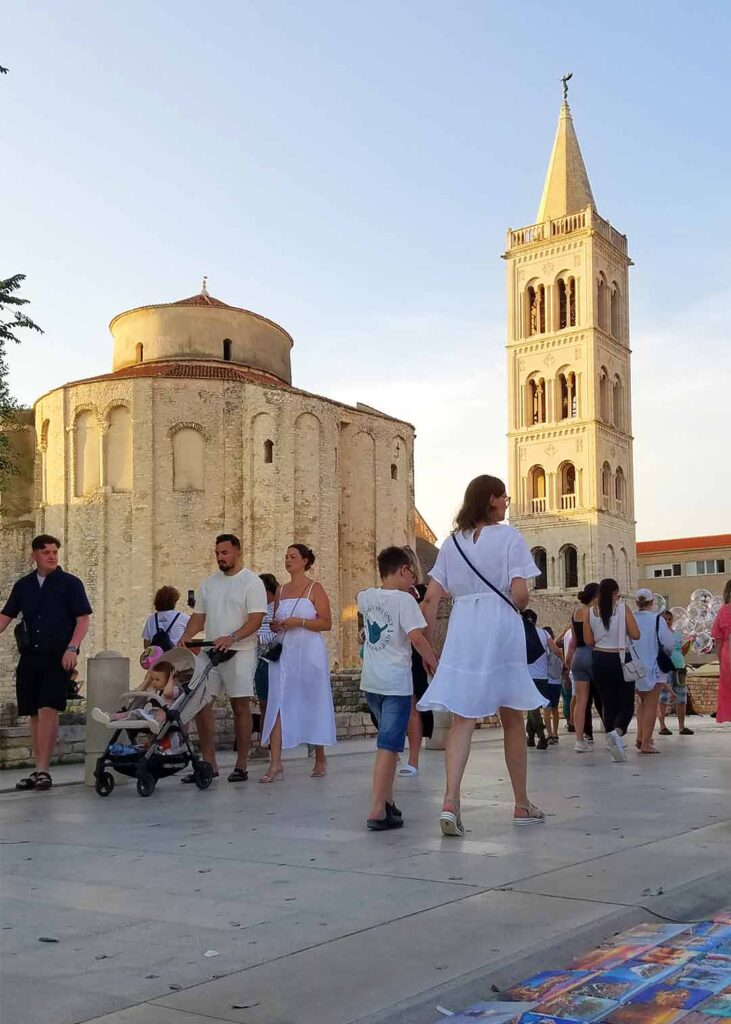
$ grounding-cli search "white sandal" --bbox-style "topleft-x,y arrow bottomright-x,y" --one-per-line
513,801 -> 545,826
397,765 -> 419,777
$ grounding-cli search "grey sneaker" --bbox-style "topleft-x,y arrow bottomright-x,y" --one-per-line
607,730 -> 628,762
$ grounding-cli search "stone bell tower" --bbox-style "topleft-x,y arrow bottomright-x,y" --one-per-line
504,84 -> 637,594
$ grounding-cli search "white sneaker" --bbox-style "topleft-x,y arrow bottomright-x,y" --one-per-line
92,708 -> 111,726
574,740 -> 588,752
606,730 -> 628,762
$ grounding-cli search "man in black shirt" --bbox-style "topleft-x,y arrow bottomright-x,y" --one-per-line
0,534 -> 92,790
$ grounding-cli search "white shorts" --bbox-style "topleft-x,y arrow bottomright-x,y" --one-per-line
207,648 -> 256,700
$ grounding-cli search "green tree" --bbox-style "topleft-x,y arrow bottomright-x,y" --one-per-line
0,274 -> 43,484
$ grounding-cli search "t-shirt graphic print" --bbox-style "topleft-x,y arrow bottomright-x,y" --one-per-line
357,588 -> 426,696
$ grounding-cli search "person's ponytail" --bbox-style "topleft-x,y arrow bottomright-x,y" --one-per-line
597,578 -> 619,629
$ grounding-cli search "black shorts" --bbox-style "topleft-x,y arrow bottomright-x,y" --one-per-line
16,651 -> 69,716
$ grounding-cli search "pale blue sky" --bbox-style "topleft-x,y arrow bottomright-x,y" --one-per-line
4,1 -> 730,541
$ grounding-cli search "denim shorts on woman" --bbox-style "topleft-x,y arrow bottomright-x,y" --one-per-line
365,692 -> 412,753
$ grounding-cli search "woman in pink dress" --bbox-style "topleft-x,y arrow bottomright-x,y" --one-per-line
711,580 -> 731,723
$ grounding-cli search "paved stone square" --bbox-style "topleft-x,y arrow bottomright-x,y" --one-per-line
2,721 -> 730,1024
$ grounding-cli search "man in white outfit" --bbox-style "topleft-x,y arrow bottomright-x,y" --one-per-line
178,534 -> 267,782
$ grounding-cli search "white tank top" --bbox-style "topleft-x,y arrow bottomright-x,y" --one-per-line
589,602 -> 625,650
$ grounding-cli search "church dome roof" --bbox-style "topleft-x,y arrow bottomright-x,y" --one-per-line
109,279 -> 293,385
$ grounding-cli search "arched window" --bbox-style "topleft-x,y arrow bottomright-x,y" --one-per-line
135,342 -> 144,363
527,286 -> 537,337
106,406 -> 132,492
263,439 -> 274,464
531,547 -> 547,590
537,284 -> 546,334
610,284 -> 620,338
74,411 -> 100,497
614,467 -> 626,514
558,278 -> 567,329
558,371 -> 577,420
223,338 -> 232,361
39,419 -> 50,504
560,462 -> 576,510
568,276 -> 576,326
390,463 -> 398,480
528,375 -> 546,424
529,465 -> 547,513
613,375 -> 625,431
599,367 -> 611,422
597,274 -> 608,331
606,544 -> 616,577
619,547 -> 629,589
173,427 -> 205,491
601,461 -> 612,509
562,545 -> 578,589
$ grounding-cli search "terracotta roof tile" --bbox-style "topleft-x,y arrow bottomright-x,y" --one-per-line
64,361 -> 289,390
172,293 -> 237,310
636,535 -> 731,556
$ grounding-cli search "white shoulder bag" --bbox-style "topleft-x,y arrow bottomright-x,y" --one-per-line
618,600 -> 646,682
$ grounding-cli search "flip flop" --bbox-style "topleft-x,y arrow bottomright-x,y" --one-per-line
397,765 -> 419,777
310,764 -> 327,778
181,770 -> 219,784
15,772 -> 39,791
513,801 -> 545,825
439,799 -> 465,837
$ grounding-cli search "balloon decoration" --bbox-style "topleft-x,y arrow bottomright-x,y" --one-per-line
667,589 -> 721,656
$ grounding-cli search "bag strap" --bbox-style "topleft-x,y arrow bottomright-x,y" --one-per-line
163,613 -> 180,636
617,600 -> 627,659
451,534 -> 520,617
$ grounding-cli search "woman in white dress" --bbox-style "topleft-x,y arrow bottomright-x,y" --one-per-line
260,544 -> 336,782
417,475 -> 547,834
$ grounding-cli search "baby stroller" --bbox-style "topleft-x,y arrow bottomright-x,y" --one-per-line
93,644 -> 229,798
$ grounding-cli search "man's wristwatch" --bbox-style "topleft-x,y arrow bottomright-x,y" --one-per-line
66,645 -> 79,654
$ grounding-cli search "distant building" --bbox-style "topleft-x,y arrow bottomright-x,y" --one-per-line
636,535 -> 731,608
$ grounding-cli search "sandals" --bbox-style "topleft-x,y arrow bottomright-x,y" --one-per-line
439,799 -> 465,837
260,767 -> 284,783
15,771 -> 39,791
397,765 -> 419,777
227,767 -> 249,782
513,801 -> 545,826
310,763 -> 327,778
35,772 -> 53,790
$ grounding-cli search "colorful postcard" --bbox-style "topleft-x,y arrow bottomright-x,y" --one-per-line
531,990 -> 617,1022
603,1003 -> 685,1024
678,1013 -> 731,1024
693,953 -> 731,972
615,926 -> 692,949
674,968 -> 731,994
712,912 -> 731,926
693,993 -> 731,1017
574,948 -> 650,971
639,948 -> 698,969
440,1001 -> 536,1022
632,983 -> 713,1010
622,961 -> 680,984
504,972 -> 594,1003
569,970 -> 654,1004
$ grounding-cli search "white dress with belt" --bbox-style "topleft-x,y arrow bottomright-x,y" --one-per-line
261,587 -> 337,749
417,524 -> 546,719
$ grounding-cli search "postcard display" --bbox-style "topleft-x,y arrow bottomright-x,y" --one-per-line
437,911 -> 731,1023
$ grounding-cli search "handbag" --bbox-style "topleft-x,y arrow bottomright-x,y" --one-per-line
451,533 -> 545,664
617,601 -> 646,682
655,615 -> 675,674
258,588 -> 309,664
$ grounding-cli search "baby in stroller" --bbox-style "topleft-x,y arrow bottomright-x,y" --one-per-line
92,657 -> 179,736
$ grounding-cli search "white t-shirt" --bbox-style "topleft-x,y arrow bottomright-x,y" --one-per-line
142,609 -> 190,646
198,569 -> 268,651
357,588 -> 427,696
430,524 -> 538,598
528,627 -> 550,681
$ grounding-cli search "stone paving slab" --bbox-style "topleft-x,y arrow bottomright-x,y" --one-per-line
2,721 -> 730,1024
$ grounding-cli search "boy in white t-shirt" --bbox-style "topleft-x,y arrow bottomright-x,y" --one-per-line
357,547 -> 438,831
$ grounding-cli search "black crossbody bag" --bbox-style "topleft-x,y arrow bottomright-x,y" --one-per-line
655,614 -> 674,674
451,533 -> 545,665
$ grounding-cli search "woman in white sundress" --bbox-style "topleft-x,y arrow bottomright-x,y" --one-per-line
418,475 -> 547,834
260,544 -> 336,782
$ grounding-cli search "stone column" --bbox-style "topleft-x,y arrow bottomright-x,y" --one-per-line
84,650 -> 130,786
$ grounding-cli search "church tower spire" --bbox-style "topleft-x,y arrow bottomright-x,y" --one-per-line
503,87 -> 637,595
536,100 -> 595,222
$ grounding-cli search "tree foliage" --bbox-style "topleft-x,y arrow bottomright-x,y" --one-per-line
0,274 -> 43,483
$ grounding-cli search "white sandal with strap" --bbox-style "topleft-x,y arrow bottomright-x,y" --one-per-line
513,801 -> 545,826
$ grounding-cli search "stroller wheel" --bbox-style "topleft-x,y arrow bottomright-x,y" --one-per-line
136,771 -> 156,798
193,761 -> 215,790
95,771 -> 115,797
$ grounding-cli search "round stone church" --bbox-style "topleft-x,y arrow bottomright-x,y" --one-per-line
1,283 -> 415,700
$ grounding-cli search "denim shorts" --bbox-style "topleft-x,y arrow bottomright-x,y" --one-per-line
571,646 -> 593,683
365,692 -> 412,753
534,679 -> 562,709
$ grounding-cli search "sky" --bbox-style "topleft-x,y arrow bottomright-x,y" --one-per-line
4,0 -> 730,542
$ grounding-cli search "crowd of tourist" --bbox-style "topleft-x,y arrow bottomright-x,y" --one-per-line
0,474 -> 730,838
